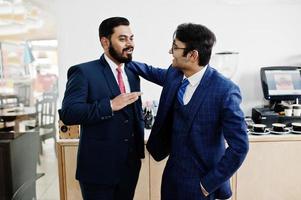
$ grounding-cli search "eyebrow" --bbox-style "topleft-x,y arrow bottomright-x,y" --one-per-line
172,42 -> 180,47
173,39 -> 183,46
118,34 -> 134,38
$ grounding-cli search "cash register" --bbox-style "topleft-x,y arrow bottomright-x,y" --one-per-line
252,66 -> 301,127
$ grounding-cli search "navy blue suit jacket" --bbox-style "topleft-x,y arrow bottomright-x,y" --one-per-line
128,63 -> 249,199
59,55 -> 145,185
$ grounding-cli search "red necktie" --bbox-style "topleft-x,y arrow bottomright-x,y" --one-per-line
116,67 -> 126,93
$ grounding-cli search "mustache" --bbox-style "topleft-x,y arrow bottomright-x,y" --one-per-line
123,47 -> 134,52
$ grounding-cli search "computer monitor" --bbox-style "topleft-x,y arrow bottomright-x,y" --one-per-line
261,66 -> 301,101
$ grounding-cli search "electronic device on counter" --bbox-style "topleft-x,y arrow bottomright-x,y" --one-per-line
261,66 -> 301,102
252,66 -> 301,127
252,107 -> 301,128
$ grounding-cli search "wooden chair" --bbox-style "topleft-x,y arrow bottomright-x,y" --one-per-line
14,83 -> 31,106
35,97 -> 57,155
42,91 -> 58,100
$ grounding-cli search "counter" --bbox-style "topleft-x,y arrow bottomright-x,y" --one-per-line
232,133 -> 301,200
57,132 -> 301,200
56,130 -> 151,200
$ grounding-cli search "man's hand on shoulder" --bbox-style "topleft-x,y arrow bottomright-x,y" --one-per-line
111,92 -> 142,111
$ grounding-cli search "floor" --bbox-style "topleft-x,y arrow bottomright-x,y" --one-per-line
36,139 -> 60,200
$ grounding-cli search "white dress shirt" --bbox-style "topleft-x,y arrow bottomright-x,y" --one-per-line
104,54 -> 131,93
182,65 -> 208,105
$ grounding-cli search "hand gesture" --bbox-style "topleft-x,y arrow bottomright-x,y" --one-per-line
111,92 -> 143,111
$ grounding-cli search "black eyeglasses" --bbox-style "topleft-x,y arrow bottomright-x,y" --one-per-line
170,44 -> 186,54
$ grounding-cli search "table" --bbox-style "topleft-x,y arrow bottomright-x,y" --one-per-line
0,107 -> 36,132
0,93 -> 18,98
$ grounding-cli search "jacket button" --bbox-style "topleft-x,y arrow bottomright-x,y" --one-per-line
124,120 -> 129,124
124,139 -> 129,142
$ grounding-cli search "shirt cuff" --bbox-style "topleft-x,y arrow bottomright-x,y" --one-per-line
200,181 -> 209,196
110,100 -> 114,114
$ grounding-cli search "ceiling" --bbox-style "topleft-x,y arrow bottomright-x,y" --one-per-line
0,0 -> 57,41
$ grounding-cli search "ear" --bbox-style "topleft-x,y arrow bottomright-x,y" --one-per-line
100,37 -> 110,49
188,50 -> 199,63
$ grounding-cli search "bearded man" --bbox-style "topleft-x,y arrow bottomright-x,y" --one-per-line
60,17 -> 145,200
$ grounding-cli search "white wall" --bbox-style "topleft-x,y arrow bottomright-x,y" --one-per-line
56,0 -> 301,115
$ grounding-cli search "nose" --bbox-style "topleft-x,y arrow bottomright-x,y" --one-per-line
126,38 -> 134,46
169,49 -> 172,54
128,42 -> 134,47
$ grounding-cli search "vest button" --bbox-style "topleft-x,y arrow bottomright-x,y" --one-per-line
124,120 -> 129,124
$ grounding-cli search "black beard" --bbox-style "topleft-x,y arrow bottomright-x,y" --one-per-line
108,44 -> 133,63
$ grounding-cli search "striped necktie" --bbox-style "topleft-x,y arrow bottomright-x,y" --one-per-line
116,67 -> 126,93
177,78 -> 189,105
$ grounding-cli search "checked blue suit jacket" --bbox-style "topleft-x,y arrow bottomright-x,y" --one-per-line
128,63 -> 249,199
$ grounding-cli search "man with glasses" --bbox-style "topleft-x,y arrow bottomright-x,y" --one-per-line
60,17 -> 144,200
129,23 -> 249,200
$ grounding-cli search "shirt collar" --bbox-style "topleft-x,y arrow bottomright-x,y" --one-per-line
104,54 -> 125,73
184,65 -> 208,86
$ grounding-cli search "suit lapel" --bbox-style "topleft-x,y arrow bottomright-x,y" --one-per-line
154,70 -> 183,127
123,64 -> 138,117
99,55 -> 129,117
165,74 -> 183,107
99,55 -> 121,97
147,69 -> 183,160
185,66 -> 215,131
125,64 -> 136,92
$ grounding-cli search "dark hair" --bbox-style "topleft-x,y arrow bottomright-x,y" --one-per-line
174,23 -> 216,66
99,17 -> 130,39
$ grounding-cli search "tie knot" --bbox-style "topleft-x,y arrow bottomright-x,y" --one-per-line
116,67 -> 122,73
182,78 -> 189,87
177,78 -> 189,105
